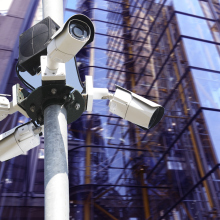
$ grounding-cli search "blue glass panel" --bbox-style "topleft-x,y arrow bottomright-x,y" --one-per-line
64,10 -> 75,22
173,0 -> 204,16
176,14 -> 217,42
94,0 -> 109,10
183,38 -> 220,71
66,0 -> 77,9
203,110 -> 220,163
191,69 -> 220,109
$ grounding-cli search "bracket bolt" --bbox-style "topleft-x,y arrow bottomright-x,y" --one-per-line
51,88 -> 57,95
30,105 -> 35,112
63,95 -> 67,100
75,103 -> 80,110
38,116 -> 42,122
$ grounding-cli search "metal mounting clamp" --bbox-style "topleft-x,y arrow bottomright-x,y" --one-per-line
17,84 -> 85,125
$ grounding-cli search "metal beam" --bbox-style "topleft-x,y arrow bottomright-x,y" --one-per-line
28,145 -> 40,195
146,107 -> 220,180
140,171 -> 151,219
94,202 -> 118,220
84,192 -> 91,220
159,164 -> 220,219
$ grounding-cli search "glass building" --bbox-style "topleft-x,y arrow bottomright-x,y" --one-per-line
0,0 -> 220,219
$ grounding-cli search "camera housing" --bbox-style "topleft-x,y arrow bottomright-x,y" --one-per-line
41,14 -> 95,81
0,122 -> 42,161
18,14 -> 95,76
47,14 -> 94,66
109,85 -> 164,129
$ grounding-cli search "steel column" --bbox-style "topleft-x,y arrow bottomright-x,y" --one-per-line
44,105 -> 69,220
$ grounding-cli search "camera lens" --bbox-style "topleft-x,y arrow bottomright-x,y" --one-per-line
73,26 -> 84,38
69,20 -> 90,40
148,107 -> 164,129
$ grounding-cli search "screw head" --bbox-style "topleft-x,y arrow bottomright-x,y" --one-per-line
51,88 -> 57,95
63,95 -> 67,100
30,104 -> 35,112
75,103 -> 80,110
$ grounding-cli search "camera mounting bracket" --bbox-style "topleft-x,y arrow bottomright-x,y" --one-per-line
17,84 -> 85,125
41,56 -> 66,81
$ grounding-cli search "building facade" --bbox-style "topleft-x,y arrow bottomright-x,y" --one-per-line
0,0 -> 220,219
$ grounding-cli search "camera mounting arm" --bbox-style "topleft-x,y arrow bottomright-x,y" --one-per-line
41,56 -> 66,82
0,84 -> 29,122
83,75 -> 112,111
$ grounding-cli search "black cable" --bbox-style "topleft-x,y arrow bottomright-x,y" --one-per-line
16,63 -> 35,90
74,56 -> 84,89
16,62 -> 35,91
31,120 -> 38,128
31,120 -> 43,136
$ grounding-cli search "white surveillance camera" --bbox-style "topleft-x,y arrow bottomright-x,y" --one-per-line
0,96 -> 10,121
0,122 -> 42,162
41,14 -> 95,81
47,14 -> 94,67
0,85 -> 29,122
109,86 -> 164,129
83,76 -> 164,130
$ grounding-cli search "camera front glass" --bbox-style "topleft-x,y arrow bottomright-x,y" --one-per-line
69,20 -> 90,41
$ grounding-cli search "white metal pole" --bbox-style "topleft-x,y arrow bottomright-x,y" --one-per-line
44,105 -> 69,220
42,0 -> 64,27
42,1 -> 69,220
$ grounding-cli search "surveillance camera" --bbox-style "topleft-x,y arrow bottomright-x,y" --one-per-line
0,96 -> 10,121
18,14 -> 94,76
0,85 -> 29,122
47,14 -> 95,65
109,85 -> 164,129
0,122 -> 42,162
83,76 -> 164,129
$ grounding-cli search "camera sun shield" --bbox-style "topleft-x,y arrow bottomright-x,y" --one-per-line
18,17 -> 60,75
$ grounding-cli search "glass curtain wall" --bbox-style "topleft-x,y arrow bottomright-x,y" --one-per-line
0,0 -> 220,219
65,0 -> 220,219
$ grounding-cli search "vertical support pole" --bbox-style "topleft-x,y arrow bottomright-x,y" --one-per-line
85,125 -> 91,185
42,1 -> 69,219
164,11 -> 215,210
84,119 -> 92,220
140,171 -> 151,219
122,0 -> 151,218
42,0 -> 63,27
44,105 -> 69,220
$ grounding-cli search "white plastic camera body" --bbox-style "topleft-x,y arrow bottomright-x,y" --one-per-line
42,14 -> 95,81
109,85 -> 164,129
0,96 -> 10,121
0,85 -> 29,122
0,122 -> 42,162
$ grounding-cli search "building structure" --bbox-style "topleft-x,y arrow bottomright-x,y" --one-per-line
0,0 -> 220,219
